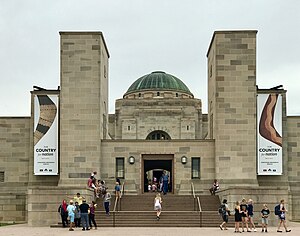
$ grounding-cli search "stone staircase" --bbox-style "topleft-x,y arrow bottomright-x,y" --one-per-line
93,193 -> 227,227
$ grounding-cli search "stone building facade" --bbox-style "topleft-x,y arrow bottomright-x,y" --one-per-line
0,30 -> 299,225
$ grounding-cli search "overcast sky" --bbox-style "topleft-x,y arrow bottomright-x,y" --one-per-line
1,0 -> 299,116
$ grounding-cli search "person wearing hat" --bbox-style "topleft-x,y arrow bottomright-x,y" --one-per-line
67,200 -> 75,231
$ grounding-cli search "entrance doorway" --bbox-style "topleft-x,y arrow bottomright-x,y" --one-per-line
142,154 -> 174,194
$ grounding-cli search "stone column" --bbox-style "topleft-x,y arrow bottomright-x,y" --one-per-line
59,32 -> 109,186
207,31 -> 258,185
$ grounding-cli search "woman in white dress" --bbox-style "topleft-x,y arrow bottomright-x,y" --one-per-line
154,193 -> 162,220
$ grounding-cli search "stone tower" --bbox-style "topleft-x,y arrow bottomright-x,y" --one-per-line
207,31 -> 258,185
59,32 -> 109,185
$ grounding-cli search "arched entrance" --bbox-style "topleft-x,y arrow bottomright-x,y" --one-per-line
142,154 -> 174,194
146,130 -> 171,140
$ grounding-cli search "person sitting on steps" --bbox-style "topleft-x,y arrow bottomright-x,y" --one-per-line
209,179 -> 220,195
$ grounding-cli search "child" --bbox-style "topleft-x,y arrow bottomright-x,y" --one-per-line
66,200 -> 75,231
261,204 -> 270,233
154,193 -> 162,220
148,183 -> 152,192
152,183 -> 157,192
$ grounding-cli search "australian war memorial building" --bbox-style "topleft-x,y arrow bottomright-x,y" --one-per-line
0,30 -> 300,226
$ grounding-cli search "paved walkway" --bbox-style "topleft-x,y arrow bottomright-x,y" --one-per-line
1,224 -> 300,236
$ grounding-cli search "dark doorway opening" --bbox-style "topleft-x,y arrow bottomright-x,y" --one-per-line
143,158 -> 173,193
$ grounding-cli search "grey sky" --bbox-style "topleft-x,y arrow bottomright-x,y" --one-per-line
0,0 -> 299,116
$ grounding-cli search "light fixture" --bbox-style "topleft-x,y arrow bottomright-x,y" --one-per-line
181,156 -> 187,164
128,156 -> 135,165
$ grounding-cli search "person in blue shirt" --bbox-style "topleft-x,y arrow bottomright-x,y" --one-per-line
162,171 -> 169,195
66,200 -> 75,231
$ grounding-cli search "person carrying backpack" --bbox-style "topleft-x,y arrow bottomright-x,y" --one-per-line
219,199 -> 230,230
276,199 -> 291,233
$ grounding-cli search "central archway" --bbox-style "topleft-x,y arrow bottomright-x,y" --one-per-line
141,154 -> 174,194
146,130 -> 171,140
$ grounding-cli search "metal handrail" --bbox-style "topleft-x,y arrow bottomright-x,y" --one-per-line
113,195 -> 119,212
191,182 -> 196,199
120,182 -> 124,198
197,196 -> 202,212
191,182 -> 196,211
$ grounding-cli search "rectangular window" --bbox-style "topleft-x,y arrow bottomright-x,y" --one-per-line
192,158 -> 200,179
0,171 -> 4,182
116,158 -> 125,179
187,125 -> 190,131
128,125 -> 131,131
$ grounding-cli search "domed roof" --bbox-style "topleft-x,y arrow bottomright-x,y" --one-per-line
124,71 -> 193,96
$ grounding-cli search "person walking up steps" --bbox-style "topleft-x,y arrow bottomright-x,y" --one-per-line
79,199 -> 90,231
154,193 -> 162,220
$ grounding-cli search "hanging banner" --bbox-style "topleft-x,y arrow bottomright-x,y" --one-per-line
33,94 -> 59,175
257,93 -> 282,175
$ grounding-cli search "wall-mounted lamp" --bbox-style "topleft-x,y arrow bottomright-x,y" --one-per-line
181,156 -> 187,164
128,156 -> 135,165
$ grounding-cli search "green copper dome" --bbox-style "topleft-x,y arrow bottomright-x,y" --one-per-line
124,71 -> 192,96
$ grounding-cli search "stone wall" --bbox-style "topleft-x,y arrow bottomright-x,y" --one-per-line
114,98 -> 202,140
27,186 -> 94,226
0,117 -> 30,223
287,116 -> 300,221
100,140 -> 215,194
207,31 -> 258,183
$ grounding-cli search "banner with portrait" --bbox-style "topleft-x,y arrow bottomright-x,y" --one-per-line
33,94 -> 59,175
257,93 -> 282,175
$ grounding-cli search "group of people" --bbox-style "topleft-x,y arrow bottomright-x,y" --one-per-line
219,198 -> 292,233
58,193 -> 98,231
57,172 -> 116,232
148,171 -> 170,195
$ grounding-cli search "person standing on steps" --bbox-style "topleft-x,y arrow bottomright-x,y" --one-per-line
89,201 -> 97,230
74,201 -> 81,228
79,199 -> 90,231
58,199 -> 68,228
103,189 -> 111,216
154,193 -> 162,220
66,200 -> 75,231
162,171 -> 169,195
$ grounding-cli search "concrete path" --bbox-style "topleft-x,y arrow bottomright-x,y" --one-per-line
0,224 -> 300,236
